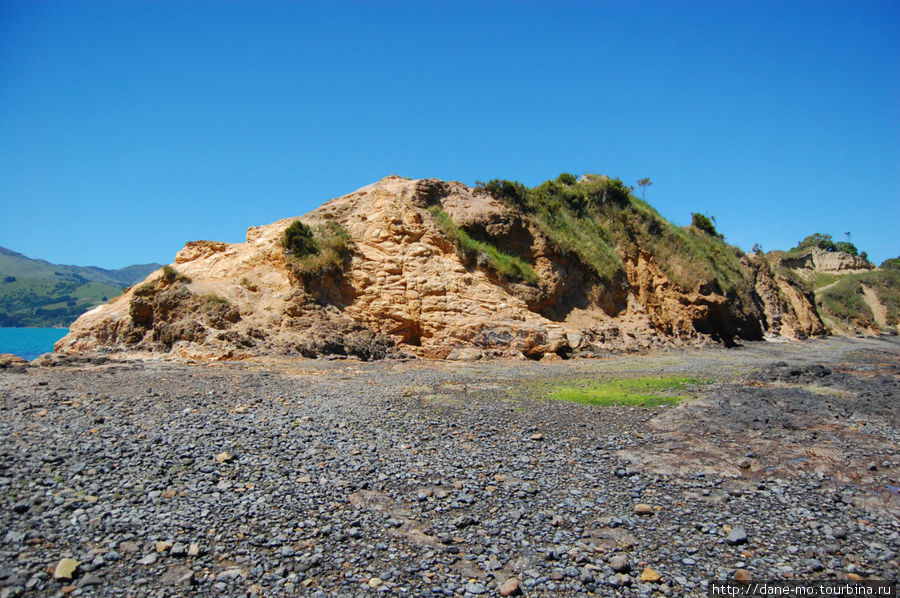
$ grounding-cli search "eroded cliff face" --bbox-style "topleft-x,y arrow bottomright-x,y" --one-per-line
742,256 -> 826,339
777,247 -> 873,273
56,176 -> 824,360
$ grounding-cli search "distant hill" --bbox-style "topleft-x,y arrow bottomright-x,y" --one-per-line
0,246 -> 162,327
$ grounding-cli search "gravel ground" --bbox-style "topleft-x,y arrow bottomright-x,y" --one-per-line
1,336 -> 898,597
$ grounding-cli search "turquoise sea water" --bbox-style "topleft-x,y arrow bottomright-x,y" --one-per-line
0,328 -> 69,361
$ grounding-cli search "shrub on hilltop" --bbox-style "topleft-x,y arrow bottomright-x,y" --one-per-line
792,233 -> 859,257
690,213 -> 721,238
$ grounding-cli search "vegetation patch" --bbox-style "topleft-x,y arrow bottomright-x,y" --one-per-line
283,220 -> 353,282
283,220 -> 318,259
133,282 -> 157,296
475,174 -> 625,283
200,293 -> 229,305
161,265 -> 191,284
882,257 -> 900,270
808,272 -> 840,291
690,213 -> 721,238
475,173 -> 751,296
654,218 -> 748,295
134,266 -> 191,298
548,375 -> 710,407
791,232 -> 862,258
818,269 -> 900,329
428,206 -> 538,284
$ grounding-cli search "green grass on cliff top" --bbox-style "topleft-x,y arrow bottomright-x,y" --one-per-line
549,375 -> 710,407
478,174 -> 751,296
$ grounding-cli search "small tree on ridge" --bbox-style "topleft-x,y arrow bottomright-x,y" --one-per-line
636,178 -> 652,201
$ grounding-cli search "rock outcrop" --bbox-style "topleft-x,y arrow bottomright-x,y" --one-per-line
0,353 -> 28,368
742,255 -> 826,339
56,176 -> 825,360
777,247 -> 873,273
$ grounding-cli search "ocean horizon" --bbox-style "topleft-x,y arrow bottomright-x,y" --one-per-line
0,327 -> 69,361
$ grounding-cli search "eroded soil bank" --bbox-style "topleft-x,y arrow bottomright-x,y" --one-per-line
1,337 -> 898,597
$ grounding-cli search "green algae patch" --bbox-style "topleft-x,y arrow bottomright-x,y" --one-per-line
549,376 -> 709,407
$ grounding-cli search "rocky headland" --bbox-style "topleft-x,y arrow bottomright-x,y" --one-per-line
54,175 -> 826,362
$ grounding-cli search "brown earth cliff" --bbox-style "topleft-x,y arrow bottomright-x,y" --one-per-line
776,246 -> 874,273
55,176 -> 824,360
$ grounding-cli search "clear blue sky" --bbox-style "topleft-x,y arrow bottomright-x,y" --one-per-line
1,1 -> 897,268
